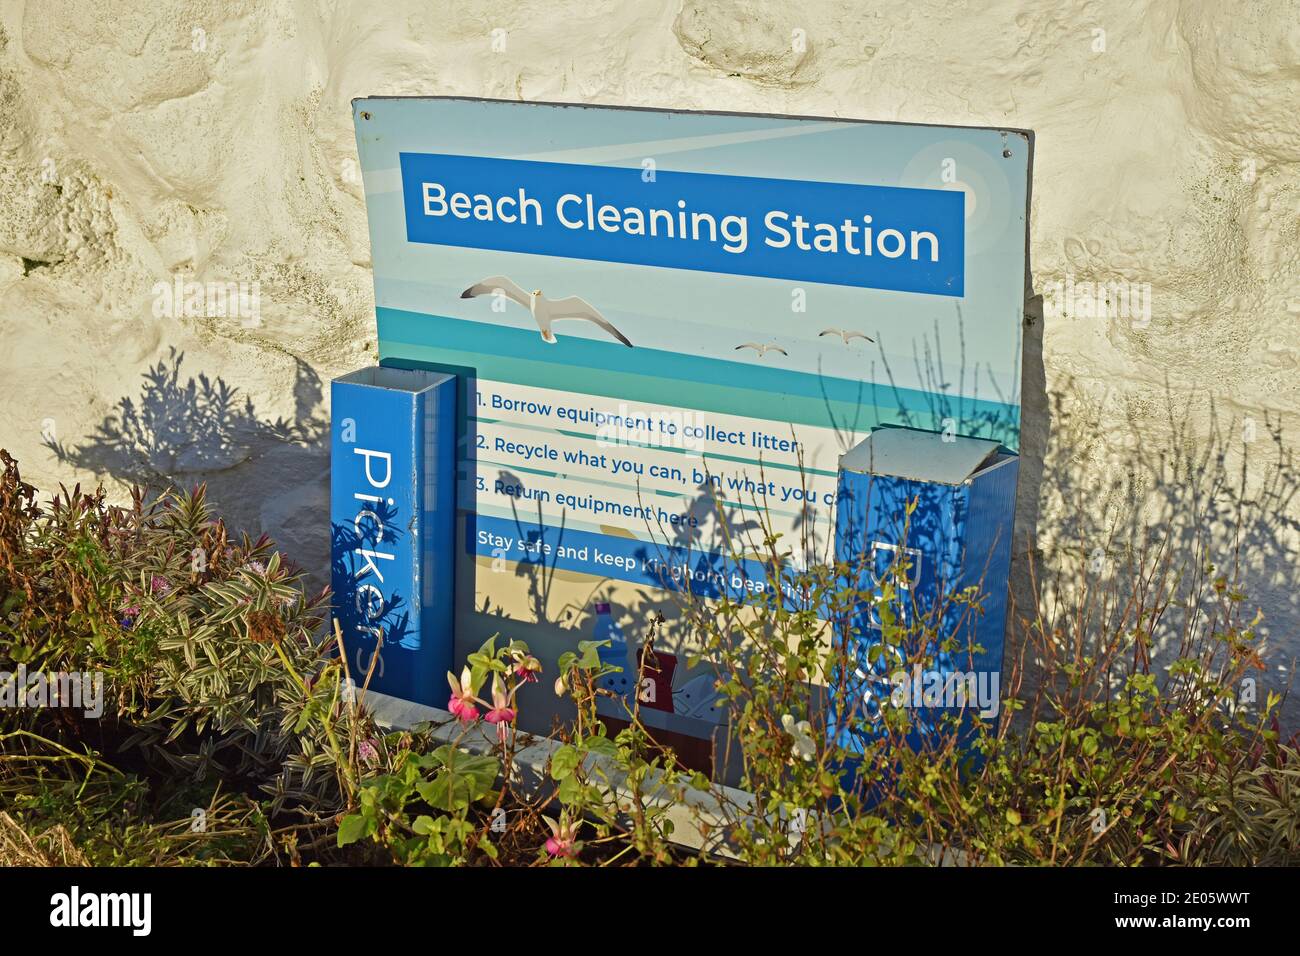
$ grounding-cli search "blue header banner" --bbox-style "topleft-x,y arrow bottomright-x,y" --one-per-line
399,152 -> 965,296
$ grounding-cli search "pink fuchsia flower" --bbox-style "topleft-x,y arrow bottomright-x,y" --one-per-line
544,816 -> 579,858
446,667 -> 481,724
484,675 -> 517,743
358,738 -> 379,766
512,654 -> 542,683
150,575 -> 172,596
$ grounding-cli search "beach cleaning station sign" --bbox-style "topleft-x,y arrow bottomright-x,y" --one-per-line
340,97 -> 1031,755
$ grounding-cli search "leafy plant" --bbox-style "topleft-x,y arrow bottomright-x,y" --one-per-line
664,475 -> 1297,866
2,445 -> 1295,867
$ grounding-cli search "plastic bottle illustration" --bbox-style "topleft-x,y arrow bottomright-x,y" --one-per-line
593,602 -> 631,701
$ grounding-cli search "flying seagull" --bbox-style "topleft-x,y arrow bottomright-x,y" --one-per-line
460,275 -> 632,347
735,342 -> 788,358
818,328 -> 874,344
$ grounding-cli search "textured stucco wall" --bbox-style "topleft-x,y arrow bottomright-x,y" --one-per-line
0,1 -> 1296,721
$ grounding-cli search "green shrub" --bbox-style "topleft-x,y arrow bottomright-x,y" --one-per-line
1,447 -> 1295,866
671,494 -> 1298,866
0,450 -> 367,863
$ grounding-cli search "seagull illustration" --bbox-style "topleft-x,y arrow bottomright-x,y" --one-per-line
735,342 -> 788,358
818,328 -> 875,344
460,275 -> 632,347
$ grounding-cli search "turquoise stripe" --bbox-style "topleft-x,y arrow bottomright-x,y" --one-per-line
377,307 -> 1019,448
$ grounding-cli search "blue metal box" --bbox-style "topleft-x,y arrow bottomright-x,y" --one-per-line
330,366 -> 457,707
831,427 -> 1018,754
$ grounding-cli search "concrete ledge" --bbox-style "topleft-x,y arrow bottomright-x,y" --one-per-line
358,686 -> 754,857
358,686 -> 972,865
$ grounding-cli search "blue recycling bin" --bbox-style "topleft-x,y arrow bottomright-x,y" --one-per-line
830,426 -> 1018,756
330,366 -> 457,707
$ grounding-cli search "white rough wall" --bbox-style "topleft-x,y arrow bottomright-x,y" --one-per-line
0,1 -> 1296,720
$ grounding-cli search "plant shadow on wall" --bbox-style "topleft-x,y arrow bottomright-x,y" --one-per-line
1013,374 -> 1300,728
41,347 -> 330,575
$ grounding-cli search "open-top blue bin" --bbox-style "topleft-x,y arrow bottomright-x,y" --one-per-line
831,426 -> 1018,755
